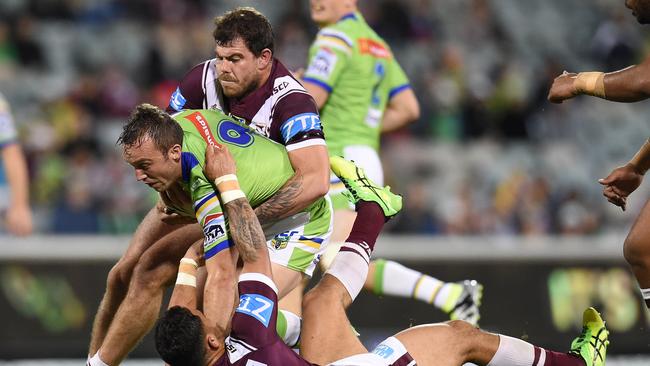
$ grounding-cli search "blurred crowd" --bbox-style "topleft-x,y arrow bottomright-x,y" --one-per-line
1,0 -> 650,234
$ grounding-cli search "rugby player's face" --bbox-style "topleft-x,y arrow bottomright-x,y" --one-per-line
626,0 -> 650,24
123,136 -> 181,192
216,38 -> 261,99
310,0 -> 352,25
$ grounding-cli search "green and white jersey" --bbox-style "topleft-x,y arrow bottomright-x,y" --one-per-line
171,109 -> 331,261
303,12 -> 411,156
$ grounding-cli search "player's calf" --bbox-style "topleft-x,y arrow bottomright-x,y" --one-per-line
623,211 -> 650,308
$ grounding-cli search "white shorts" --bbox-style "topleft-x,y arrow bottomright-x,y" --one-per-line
266,196 -> 333,277
330,145 -> 383,210
328,337 -> 415,366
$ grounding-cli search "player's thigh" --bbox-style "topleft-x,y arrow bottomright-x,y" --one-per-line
132,222 -> 204,288
394,323 -> 467,366
109,206 -> 184,285
301,277 -> 367,364
624,198 -> 650,261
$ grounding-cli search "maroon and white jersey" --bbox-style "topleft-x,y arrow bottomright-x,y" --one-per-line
168,58 -> 325,152
213,273 -> 316,366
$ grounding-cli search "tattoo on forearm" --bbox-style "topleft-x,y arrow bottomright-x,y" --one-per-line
224,198 -> 266,262
254,173 -> 304,225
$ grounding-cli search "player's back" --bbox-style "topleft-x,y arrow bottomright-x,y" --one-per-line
304,12 -> 409,155
173,109 -> 295,208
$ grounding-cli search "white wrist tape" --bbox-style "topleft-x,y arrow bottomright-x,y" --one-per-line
175,272 -> 197,287
214,174 -> 238,186
221,190 -> 246,204
180,258 -> 198,268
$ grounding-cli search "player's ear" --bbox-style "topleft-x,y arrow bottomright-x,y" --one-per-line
206,333 -> 221,351
168,144 -> 182,161
257,48 -> 272,70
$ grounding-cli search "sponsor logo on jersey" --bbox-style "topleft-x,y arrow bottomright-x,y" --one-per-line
306,48 -> 337,80
272,81 -> 290,94
281,113 -> 322,143
224,336 -> 255,363
372,344 -> 395,359
184,111 -> 220,147
203,218 -> 226,245
169,87 -> 187,111
359,38 -> 391,59
272,230 -> 299,250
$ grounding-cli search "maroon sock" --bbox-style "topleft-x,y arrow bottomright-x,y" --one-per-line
534,347 -> 585,366
345,201 -> 385,256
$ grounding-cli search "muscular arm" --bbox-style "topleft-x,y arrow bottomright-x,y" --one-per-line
548,56 -> 650,103
2,143 -> 32,236
601,61 -> 650,102
223,198 -> 272,276
381,88 -> 420,133
254,144 -> 329,225
203,248 -> 238,336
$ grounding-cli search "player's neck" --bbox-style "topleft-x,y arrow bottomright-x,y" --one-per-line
205,345 -> 226,365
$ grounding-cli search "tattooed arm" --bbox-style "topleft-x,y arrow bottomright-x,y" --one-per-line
254,145 -> 329,226
222,197 -> 272,276
204,144 -> 272,276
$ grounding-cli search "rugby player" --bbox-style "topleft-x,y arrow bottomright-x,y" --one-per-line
547,0 -> 650,309
88,7 -> 329,366
154,146 -> 609,366
87,105 -> 331,366
300,0 -> 482,324
0,92 -> 32,236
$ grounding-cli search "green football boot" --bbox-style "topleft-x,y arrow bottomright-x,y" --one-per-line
329,156 -> 402,217
569,307 -> 609,366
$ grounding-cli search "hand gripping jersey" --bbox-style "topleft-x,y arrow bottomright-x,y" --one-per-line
167,58 -> 325,152
214,273 -> 316,366
171,109 -> 331,265
303,12 -> 411,156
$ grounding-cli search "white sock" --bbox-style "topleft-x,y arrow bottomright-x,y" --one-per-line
277,310 -> 301,348
642,288 -> 650,301
87,351 -> 110,366
325,243 -> 370,301
378,260 -> 455,306
487,335 -> 535,366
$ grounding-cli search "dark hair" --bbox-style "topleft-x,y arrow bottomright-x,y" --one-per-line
117,103 -> 183,155
213,7 -> 274,56
155,306 -> 206,366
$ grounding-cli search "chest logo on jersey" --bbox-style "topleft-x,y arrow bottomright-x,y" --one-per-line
372,344 -> 395,359
184,111 -> 220,147
359,38 -> 391,59
224,337 -> 255,364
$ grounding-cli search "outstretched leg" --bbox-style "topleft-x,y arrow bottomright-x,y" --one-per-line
623,198 -> 650,308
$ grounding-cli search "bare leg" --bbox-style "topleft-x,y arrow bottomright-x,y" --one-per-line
301,274 -> 367,365
278,276 -> 307,316
623,198 -> 650,307
97,222 -> 203,365
88,207 -> 185,356
331,209 -> 356,242
394,320 -> 498,366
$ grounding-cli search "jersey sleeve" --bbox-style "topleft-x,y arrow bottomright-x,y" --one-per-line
166,62 -> 209,113
0,95 -> 17,147
271,77 -> 325,150
385,56 -> 411,100
230,273 -> 280,347
302,27 -> 353,94
184,148 -> 232,260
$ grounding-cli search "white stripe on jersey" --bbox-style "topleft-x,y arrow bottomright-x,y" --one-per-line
239,273 -> 279,294
201,59 -> 223,111
285,138 -> 326,152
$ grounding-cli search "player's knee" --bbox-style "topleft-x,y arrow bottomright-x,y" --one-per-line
447,320 -> 479,337
623,229 -> 650,268
106,260 -> 135,293
130,260 -> 171,293
303,286 -> 338,315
